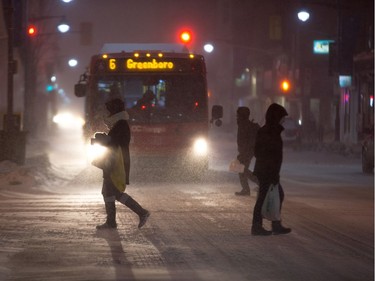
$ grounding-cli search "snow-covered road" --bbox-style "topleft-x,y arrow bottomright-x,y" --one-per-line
0,127 -> 373,281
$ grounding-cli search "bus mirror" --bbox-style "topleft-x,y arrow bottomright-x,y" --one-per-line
74,83 -> 87,97
211,105 -> 223,127
212,105 -> 223,119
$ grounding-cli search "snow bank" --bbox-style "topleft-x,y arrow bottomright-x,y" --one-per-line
0,128 -> 88,194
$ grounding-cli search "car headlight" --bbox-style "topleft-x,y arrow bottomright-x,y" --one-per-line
86,143 -> 108,162
53,112 -> 85,130
193,137 -> 208,156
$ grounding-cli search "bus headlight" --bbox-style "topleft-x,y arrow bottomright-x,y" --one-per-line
193,137 -> 208,156
86,143 -> 108,162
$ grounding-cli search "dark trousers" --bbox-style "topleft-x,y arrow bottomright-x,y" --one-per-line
252,181 -> 285,226
101,177 -> 146,215
238,158 -> 251,191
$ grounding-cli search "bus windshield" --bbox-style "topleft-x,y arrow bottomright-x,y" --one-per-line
92,74 -> 207,123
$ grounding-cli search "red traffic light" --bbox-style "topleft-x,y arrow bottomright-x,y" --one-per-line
179,30 -> 192,44
27,25 -> 37,36
280,79 -> 291,93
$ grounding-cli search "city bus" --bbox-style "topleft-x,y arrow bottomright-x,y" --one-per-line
74,43 -> 222,173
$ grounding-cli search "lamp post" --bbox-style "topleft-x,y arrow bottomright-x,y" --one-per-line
294,10 -> 311,141
295,1 -> 348,143
24,14 -> 70,136
4,0 -> 15,131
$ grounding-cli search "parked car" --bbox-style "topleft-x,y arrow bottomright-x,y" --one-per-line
281,117 -> 301,145
362,128 -> 374,173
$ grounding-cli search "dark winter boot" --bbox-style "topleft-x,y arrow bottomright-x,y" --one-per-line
120,195 -> 150,228
236,172 -> 251,196
251,225 -> 272,236
235,189 -> 251,196
272,221 -> 291,235
96,202 -> 117,229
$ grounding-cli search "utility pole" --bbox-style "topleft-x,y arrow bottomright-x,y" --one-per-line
0,0 -> 26,165
5,0 -> 15,131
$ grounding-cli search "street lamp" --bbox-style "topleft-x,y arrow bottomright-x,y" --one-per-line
203,43 -> 214,53
298,10 -> 310,22
57,21 -> 70,33
68,58 -> 78,67
28,16 -> 70,35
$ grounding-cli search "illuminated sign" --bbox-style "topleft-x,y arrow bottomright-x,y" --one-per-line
313,40 -> 334,54
127,59 -> 174,70
339,75 -> 352,88
107,58 -> 174,71
93,55 -> 204,74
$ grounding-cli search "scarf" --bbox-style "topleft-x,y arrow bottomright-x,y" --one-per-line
104,111 -> 129,129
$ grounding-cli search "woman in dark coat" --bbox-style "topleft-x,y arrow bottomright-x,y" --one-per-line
96,98 -> 150,230
251,103 -> 291,236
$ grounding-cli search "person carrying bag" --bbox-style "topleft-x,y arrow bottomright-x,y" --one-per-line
93,96 -> 150,230
251,103 -> 291,236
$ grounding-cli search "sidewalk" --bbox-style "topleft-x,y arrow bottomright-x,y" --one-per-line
210,126 -> 362,158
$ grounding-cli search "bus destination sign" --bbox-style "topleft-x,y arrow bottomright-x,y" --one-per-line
108,58 -> 174,72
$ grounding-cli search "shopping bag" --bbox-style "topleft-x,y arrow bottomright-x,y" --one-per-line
92,146 -> 126,192
229,159 -> 245,173
261,184 -> 281,221
92,152 -> 111,170
109,147 -> 126,193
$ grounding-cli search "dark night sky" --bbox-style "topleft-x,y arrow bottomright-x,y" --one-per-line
53,0 -> 217,107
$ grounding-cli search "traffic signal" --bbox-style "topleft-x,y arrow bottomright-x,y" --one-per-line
46,84 -> 55,92
27,24 -> 37,36
280,79 -> 291,93
179,29 -> 193,44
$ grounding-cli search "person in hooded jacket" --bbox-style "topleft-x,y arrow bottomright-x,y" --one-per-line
96,97 -> 150,230
251,103 -> 291,236
235,107 -> 260,196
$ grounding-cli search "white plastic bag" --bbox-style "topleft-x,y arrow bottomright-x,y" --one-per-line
229,159 -> 245,173
261,184 -> 281,221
